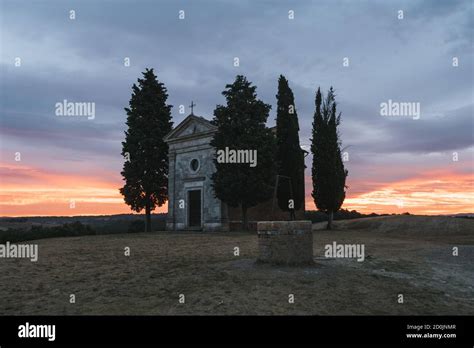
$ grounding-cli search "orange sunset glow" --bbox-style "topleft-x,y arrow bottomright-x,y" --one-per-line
1,161 -> 471,217
0,162 -> 166,217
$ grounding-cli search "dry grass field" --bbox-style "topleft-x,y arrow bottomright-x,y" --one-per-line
0,215 -> 473,315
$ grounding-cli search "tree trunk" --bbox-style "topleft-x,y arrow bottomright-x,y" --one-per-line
289,209 -> 296,221
242,205 -> 248,231
145,196 -> 152,232
326,210 -> 333,230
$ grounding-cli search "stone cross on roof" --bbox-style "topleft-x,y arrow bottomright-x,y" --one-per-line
189,101 -> 196,115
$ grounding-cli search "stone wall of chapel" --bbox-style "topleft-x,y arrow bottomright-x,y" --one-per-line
168,134 -> 223,230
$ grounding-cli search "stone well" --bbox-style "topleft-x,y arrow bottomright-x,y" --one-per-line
257,221 -> 313,265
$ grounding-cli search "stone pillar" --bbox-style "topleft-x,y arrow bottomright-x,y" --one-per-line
257,221 -> 313,265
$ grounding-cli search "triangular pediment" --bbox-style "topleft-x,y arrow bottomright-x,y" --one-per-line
164,114 -> 216,142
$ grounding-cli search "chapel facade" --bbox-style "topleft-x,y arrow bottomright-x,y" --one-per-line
163,113 -> 305,232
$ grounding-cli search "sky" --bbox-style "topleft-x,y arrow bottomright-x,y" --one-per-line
0,0 -> 473,216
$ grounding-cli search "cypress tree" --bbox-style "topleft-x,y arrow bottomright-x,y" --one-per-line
120,68 -> 173,232
311,87 -> 348,229
211,75 -> 275,230
275,75 -> 305,219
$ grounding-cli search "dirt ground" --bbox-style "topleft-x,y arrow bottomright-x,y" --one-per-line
0,216 -> 473,315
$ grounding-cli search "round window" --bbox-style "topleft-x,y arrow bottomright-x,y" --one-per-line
190,159 -> 200,172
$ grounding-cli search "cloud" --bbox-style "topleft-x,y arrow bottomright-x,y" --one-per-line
1,0 -> 472,215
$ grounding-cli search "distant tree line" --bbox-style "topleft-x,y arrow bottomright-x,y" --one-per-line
304,209 -> 382,224
0,217 -> 167,243
0,222 -> 95,244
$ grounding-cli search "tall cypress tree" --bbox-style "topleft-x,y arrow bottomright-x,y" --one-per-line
311,87 -> 348,229
211,75 -> 275,230
275,75 -> 305,219
120,68 -> 173,232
